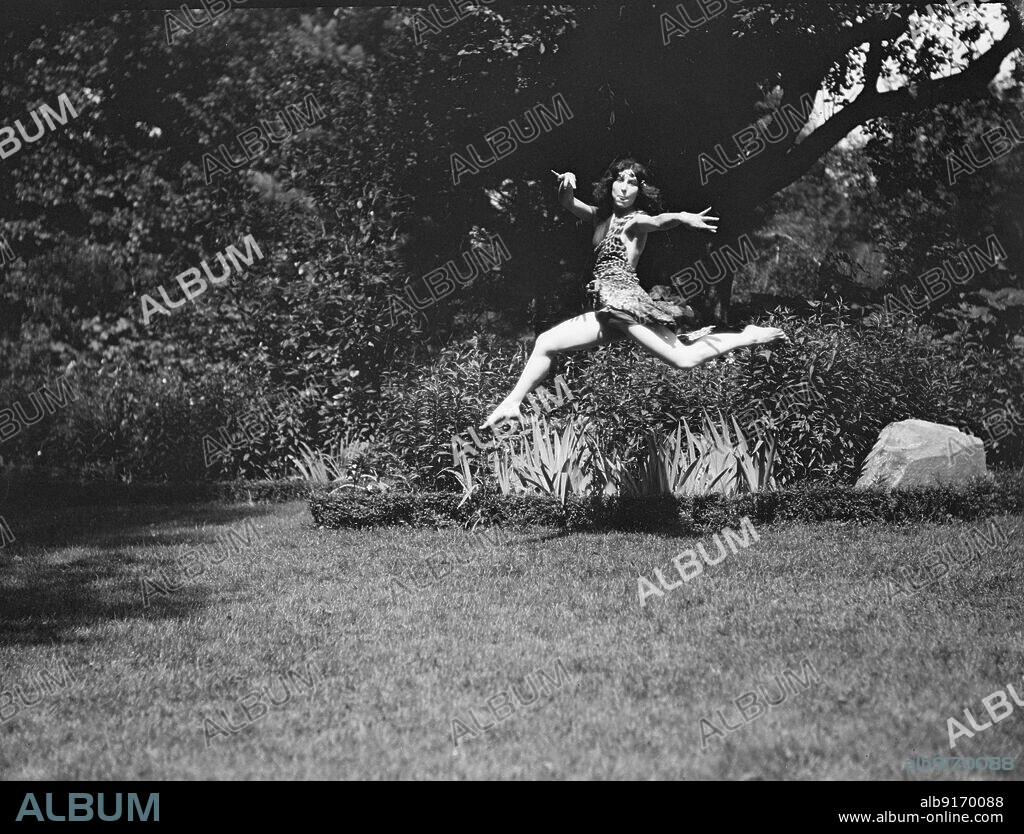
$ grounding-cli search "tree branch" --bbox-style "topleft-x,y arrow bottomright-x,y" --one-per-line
862,38 -> 885,96
751,5 -> 1023,203
769,14 -> 908,157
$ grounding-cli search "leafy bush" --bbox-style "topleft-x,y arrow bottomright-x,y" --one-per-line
21,300 -> 993,486
5,363 -> 250,482
558,301 -> 1022,482
377,332 -> 751,492
376,336 -> 527,487
927,316 -> 1024,468
729,303 -> 1024,478
723,304 -> 950,481
8,362 -> 365,482
559,337 -> 735,454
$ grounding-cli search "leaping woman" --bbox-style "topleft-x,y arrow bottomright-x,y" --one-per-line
481,157 -> 786,429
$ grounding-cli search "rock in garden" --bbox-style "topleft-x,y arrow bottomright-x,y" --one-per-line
855,419 -> 988,490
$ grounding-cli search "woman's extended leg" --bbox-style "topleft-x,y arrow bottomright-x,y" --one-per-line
481,312 -> 620,429
617,321 -> 787,369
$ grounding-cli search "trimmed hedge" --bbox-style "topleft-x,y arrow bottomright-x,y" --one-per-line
308,473 -> 1024,533
2,476 -> 316,508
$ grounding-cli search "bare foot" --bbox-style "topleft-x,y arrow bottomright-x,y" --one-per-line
742,324 -> 788,345
480,400 -> 523,430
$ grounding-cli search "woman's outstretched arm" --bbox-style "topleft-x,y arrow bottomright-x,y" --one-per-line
625,207 -> 719,235
553,170 -> 597,223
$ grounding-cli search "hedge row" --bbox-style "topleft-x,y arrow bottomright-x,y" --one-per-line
308,473 -> 1024,533
2,476 -> 315,508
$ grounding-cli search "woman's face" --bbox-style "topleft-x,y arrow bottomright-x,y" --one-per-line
612,168 -> 640,210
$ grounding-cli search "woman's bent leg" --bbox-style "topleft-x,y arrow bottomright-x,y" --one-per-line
618,322 -> 786,369
481,313 -> 615,428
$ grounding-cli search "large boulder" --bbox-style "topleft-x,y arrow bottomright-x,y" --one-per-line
856,419 -> 988,490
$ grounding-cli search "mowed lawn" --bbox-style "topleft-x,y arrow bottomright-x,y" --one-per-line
0,499 -> 1022,780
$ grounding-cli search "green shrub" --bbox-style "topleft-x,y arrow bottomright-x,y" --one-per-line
927,320 -> 1024,468
724,305 -> 952,481
199,380 -> 357,481
6,362 -> 365,482
733,304 -> 1024,477
376,335 -> 527,487
352,301 -> 1024,489
8,363 -> 253,482
559,337 -> 736,454
561,301 -> 1022,482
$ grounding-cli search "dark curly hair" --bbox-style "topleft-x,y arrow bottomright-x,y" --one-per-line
591,157 -> 663,222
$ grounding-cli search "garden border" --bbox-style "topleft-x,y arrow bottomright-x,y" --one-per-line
308,473 -> 1024,532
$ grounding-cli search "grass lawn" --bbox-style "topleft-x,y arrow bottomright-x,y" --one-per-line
0,499 -> 1021,780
